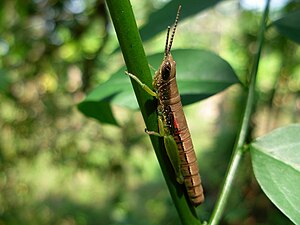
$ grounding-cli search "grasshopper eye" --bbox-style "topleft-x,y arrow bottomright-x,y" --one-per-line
161,61 -> 171,80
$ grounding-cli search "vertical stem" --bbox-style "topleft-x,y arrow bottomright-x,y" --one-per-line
209,1 -> 271,224
105,1 -> 201,224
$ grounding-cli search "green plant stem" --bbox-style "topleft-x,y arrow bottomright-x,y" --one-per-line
208,1 -> 271,225
105,1 -> 201,224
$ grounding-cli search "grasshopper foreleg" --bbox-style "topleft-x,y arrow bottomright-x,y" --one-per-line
125,71 -> 157,98
148,64 -> 156,72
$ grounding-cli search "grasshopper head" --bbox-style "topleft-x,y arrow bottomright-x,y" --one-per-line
160,54 -> 176,81
153,5 -> 181,88
153,53 -> 176,89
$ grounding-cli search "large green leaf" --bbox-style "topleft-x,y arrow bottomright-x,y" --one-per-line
78,49 -> 239,125
139,0 -> 223,42
250,124 -> 300,225
273,10 -> 300,44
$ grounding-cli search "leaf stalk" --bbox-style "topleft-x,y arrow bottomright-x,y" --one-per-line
208,1 -> 271,224
105,0 -> 201,224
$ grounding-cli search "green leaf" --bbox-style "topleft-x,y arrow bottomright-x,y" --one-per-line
78,49 -> 239,125
140,0 -> 223,42
0,69 -> 10,92
167,49 -> 240,105
273,10 -> 300,44
250,124 -> 300,225
77,101 -> 118,126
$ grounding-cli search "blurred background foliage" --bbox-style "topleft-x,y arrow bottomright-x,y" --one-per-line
0,0 -> 299,225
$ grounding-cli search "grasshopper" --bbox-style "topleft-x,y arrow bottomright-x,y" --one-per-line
126,5 -> 204,206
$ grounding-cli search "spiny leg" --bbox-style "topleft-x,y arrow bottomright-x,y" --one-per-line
146,130 -> 184,184
146,117 -> 184,184
164,135 -> 184,184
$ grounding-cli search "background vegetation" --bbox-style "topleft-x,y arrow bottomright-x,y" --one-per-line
0,0 -> 299,225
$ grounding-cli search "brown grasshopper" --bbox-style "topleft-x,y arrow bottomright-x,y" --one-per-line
126,5 -> 204,206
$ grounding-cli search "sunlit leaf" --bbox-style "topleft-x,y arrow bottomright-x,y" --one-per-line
113,0 -> 224,53
78,49 -> 239,125
140,0 -> 224,42
250,124 -> 300,225
273,10 -> 300,44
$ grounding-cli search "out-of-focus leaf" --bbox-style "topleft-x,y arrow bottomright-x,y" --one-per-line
140,0 -> 223,42
78,49 -> 239,125
273,10 -> 300,44
0,70 -> 10,92
250,124 -> 300,225
113,0 -> 224,53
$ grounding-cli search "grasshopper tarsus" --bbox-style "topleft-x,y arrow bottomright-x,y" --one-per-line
148,64 -> 156,72
145,129 -> 159,136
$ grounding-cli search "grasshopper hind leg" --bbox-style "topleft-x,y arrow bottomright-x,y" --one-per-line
146,116 -> 184,184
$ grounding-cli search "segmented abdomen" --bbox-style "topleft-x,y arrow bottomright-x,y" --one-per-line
159,79 -> 204,206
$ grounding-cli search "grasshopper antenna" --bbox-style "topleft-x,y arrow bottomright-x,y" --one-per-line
164,26 -> 171,57
167,5 -> 181,55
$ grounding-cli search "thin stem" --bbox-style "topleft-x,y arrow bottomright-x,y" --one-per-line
105,1 -> 201,224
209,1 -> 271,224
